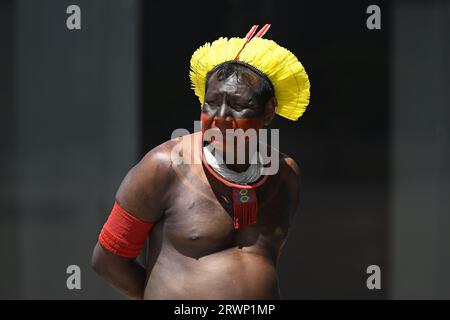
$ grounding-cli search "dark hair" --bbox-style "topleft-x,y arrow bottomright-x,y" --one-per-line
205,61 -> 275,110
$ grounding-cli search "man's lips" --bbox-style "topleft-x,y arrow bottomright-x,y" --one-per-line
205,127 -> 226,145
205,124 -> 236,135
210,126 -> 226,132
210,120 -> 235,131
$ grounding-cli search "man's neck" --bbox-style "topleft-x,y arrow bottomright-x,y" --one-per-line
225,163 -> 250,173
203,142 -> 264,185
221,148 -> 259,173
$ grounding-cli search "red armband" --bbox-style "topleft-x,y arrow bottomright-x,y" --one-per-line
99,201 -> 154,258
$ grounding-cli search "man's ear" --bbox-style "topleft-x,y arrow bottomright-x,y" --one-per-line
264,97 -> 277,126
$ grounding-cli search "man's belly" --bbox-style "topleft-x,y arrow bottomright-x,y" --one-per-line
144,246 -> 279,300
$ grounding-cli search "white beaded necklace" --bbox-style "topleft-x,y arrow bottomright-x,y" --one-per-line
203,144 -> 263,185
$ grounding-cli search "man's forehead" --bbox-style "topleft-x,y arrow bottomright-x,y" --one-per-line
206,71 -> 260,96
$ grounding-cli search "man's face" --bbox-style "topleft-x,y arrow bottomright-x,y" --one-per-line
201,70 -> 273,155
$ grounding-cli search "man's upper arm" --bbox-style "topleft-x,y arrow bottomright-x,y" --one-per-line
284,156 -> 301,222
115,145 -> 175,223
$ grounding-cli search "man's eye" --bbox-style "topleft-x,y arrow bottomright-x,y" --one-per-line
206,100 -> 219,107
233,104 -> 251,111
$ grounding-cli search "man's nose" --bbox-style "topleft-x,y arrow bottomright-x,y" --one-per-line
217,102 -> 226,117
217,102 -> 232,120
214,104 -> 234,130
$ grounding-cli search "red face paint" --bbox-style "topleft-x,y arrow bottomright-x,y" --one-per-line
201,113 -> 265,154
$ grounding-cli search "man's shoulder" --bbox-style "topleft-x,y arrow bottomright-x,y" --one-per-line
266,145 -> 300,181
278,153 -> 300,199
279,152 -> 300,178
137,132 -> 201,181
140,138 -> 177,168
114,139 -> 181,222
140,132 -> 199,168
114,135 -> 198,220
271,150 -> 301,220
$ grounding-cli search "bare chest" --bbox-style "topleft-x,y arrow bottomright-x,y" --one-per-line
162,168 -> 291,259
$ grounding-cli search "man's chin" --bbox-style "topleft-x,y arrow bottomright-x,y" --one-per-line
208,140 -> 250,161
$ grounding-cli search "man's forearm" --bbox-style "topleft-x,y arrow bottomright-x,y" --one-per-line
92,242 -> 147,299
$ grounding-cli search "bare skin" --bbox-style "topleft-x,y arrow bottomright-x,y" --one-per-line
92,68 -> 300,300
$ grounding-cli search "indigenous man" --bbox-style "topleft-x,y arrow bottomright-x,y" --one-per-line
91,24 -> 310,299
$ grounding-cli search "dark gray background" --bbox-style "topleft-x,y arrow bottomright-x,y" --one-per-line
0,0 -> 449,299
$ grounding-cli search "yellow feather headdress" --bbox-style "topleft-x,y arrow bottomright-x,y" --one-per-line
189,25 -> 310,121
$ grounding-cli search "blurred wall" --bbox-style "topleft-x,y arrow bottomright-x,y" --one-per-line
390,0 -> 450,299
1,0 -> 140,299
0,0 -> 19,299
